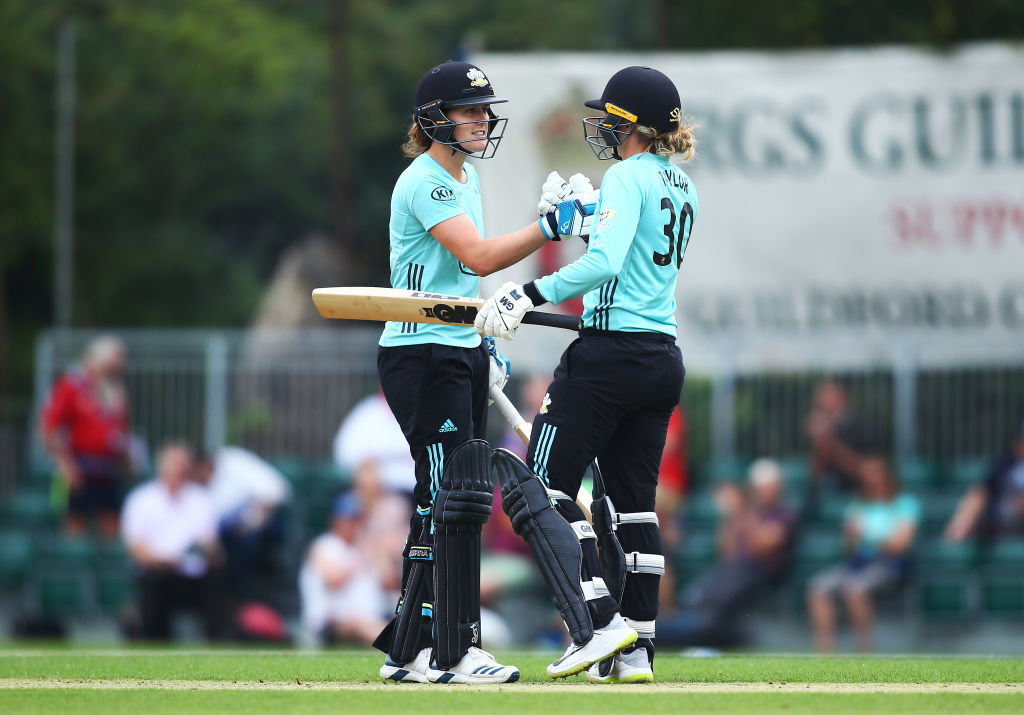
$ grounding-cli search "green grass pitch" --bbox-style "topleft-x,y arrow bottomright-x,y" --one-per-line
0,648 -> 1022,713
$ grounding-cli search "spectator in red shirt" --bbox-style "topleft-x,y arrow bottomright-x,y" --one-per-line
657,406 -> 688,612
41,335 -> 130,538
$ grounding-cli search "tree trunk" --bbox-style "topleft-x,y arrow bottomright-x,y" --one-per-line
329,0 -> 352,254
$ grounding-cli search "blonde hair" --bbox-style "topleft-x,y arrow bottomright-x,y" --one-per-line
635,118 -> 697,161
402,120 -> 432,158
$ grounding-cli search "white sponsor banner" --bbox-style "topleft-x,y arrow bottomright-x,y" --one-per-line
471,45 -> 1024,373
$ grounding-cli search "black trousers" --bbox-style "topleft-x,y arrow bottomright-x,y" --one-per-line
136,567 -> 225,641
378,343 -> 490,512
526,330 -> 685,626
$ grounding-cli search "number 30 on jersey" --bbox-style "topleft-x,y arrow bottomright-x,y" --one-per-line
652,197 -> 694,269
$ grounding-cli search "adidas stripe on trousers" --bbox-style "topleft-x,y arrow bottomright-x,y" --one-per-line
377,342 -> 490,665
378,342 -> 490,527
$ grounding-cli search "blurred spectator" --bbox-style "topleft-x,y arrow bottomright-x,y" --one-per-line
299,492 -> 389,646
945,420 -> 1024,543
41,335 -> 131,538
121,444 -> 225,640
807,456 -> 919,651
333,389 -> 416,497
657,405 -> 689,612
806,379 -> 865,498
194,445 -> 291,601
658,459 -> 795,647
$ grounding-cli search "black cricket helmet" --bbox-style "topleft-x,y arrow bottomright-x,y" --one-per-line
582,66 -> 682,160
414,61 -> 508,159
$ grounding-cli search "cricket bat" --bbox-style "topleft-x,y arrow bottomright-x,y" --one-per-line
312,287 -> 581,331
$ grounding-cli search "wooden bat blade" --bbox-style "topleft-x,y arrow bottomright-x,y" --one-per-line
313,287 -> 483,325
312,286 -> 582,331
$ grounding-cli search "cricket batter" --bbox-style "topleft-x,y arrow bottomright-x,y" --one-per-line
373,60 -> 597,684
477,66 -> 698,682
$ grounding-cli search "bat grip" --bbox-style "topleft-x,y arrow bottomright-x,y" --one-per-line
489,386 -> 530,439
522,312 -> 582,331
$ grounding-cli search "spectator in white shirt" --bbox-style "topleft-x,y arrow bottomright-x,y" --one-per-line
333,391 -> 417,496
299,492 -> 389,645
195,445 -> 291,601
121,443 -> 224,640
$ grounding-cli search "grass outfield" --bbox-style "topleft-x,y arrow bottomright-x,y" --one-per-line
0,648 -> 1022,713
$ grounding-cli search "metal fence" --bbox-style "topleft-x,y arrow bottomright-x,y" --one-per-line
24,328 -> 1024,485
30,328 -> 381,470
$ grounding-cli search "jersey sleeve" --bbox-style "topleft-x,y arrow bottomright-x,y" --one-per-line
896,494 -> 921,526
534,166 -> 643,305
41,377 -> 74,433
408,177 -> 469,232
120,488 -> 148,547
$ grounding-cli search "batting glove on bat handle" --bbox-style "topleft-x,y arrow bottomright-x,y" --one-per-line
474,282 -> 534,340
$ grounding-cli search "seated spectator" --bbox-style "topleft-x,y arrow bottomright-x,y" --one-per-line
658,459 -> 795,647
299,492 -> 389,646
41,335 -> 132,539
806,379 -> 865,499
945,420 -> 1024,543
194,445 -> 291,601
121,444 -> 225,640
333,390 -> 416,497
807,456 -> 919,651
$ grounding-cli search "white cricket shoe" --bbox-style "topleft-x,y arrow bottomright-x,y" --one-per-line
380,647 -> 432,683
426,647 -> 520,684
586,644 -> 654,684
546,614 -> 638,679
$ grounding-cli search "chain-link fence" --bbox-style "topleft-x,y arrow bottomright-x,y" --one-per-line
24,328 -> 1024,484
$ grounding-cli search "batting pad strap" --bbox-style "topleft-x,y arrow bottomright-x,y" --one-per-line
624,617 -> 656,639
615,511 -> 659,528
570,520 -> 597,542
581,577 -> 610,601
624,552 -> 666,575
547,488 -> 574,505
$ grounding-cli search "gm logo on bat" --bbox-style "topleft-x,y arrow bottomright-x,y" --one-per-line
420,303 -> 479,324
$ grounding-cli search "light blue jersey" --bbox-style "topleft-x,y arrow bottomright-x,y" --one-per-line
534,153 -> 697,337
380,153 -> 484,348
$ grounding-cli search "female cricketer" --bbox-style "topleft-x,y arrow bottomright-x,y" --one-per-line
477,66 -> 698,683
373,60 -> 594,685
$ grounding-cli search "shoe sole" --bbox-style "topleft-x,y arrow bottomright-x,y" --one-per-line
428,670 -> 521,685
585,671 -> 654,684
380,665 -> 429,683
547,630 -> 638,680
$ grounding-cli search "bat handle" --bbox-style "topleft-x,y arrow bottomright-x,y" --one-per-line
522,312 -> 582,331
490,386 -> 531,443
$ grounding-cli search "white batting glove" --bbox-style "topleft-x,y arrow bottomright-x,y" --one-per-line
539,195 -> 598,240
474,282 -> 534,340
483,336 -> 511,398
565,173 -> 599,241
537,170 -> 571,215
567,173 -> 594,195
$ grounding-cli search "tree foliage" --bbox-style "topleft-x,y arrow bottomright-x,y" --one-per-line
1,0 -> 1022,396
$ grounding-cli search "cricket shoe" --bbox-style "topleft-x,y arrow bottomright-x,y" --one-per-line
426,647 -> 520,684
546,614 -> 638,679
586,640 -> 655,684
380,646 -> 432,683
